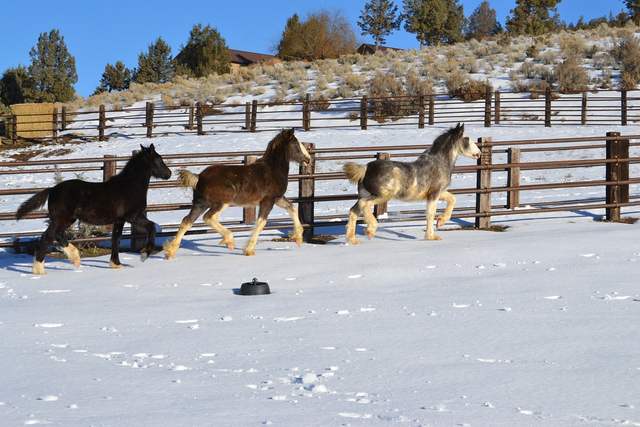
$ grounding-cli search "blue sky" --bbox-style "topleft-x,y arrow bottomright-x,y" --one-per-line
0,0 -> 627,96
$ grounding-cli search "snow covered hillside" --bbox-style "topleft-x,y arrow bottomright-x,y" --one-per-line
0,217 -> 639,426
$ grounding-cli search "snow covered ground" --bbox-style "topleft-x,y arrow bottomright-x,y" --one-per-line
0,216 -> 639,426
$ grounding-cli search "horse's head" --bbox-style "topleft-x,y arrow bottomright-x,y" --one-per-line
283,129 -> 311,166
140,144 -> 172,180
451,124 -> 481,160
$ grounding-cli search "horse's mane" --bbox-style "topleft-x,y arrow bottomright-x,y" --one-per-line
262,130 -> 289,160
428,126 -> 461,155
117,150 -> 147,178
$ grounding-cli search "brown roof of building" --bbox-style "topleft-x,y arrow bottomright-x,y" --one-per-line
229,49 -> 277,66
357,43 -> 404,55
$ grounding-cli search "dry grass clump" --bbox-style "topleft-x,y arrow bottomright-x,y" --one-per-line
612,35 -> 640,89
554,56 -> 589,93
367,72 -> 409,121
446,71 -> 492,102
310,95 -> 331,111
343,73 -> 365,91
405,69 -> 433,96
559,33 -> 587,58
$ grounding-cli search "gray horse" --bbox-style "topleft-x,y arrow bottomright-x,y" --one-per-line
343,124 -> 480,244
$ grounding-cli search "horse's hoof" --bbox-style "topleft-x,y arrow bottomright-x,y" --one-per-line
218,239 -> 235,251
110,261 -> 123,269
244,249 -> 255,256
140,251 -> 149,262
32,261 -> 45,275
366,230 -> 376,240
347,238 -> 361,246
293,235 -> 303,247
426,235 -> 442,241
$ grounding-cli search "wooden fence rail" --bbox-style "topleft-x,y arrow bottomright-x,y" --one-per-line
1,133 -> 639,249
2,90 -> 639,143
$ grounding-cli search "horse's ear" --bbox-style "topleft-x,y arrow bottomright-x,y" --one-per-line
149,143 -> 156,151
140,144 -> 147,152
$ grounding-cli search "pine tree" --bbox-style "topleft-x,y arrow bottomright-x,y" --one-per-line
443,0 -> 464,44
402,0 -> 449,46
175,24 -> 230,77
277,14 -> 307,60
134,38 -> 175,84
95,61 -> 132,94
506,0 -> 562,36
626,0 -> 640,25
0,66 -> 34,105
466,1 -> 501,40
27,29 -> 77,102
358,0 -> 402,47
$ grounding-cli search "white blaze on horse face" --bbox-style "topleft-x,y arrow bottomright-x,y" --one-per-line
298,141 -> 311,163
463,140 -> 482,159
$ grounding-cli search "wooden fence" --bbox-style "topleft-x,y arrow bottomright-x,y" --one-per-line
1,133 -> 639,249
1,89 -> 639,143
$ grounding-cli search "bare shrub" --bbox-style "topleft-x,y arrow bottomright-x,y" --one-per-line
559,33 -> 587,58
367,72 -> 407,121
405,69 -> 433,96
448,78 -> 493,102
539,50 -> 559,65
554,56 -> 589,93
343,73 -> 365,91
612,35 -> 640,88
310,95 -> 330,111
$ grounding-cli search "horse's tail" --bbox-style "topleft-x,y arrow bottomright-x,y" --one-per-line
177,169 -> 199,189
343,163 -> 367,184
16,189 -> 50,220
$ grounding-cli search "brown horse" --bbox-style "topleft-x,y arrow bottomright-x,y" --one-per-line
164,129 -> 311,258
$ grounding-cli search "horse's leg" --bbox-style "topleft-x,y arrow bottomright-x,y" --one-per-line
346,199 -> 364,245
164,201 -> 207,260
202,203 -> 234,250
425,195 -> 442,241
244,199 -> 275,256
436,190 -> 456,228
134,215 -> 159,261
56,226 -> 80,269
109,221 -> 125,268
275,197 -> 303,246
361,199 -> 381,239
33,224 -> 56,275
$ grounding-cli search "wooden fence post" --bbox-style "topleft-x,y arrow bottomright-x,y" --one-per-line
581,92 -> 587,125
250,100 -> 257,132
494,90 -> 501,125
605,132 -> 629,221
187,102 -> 194,130
544,87 -> 552,127
243,155 -> 257,224
484,86 -> 492,127
102,154 -> 117,182
196,102 -> 204,135
621,89 -> 628,126
244,102 -> 251,130
52,107 -> 58,142
428,95 -> 435,125
11,114 -> 18,144
507,147 -> 520,209
360,96 -> 368,130
303,93 -> 310,131
373,152 -> 390,218
145,102 -> 154,138
418,94 -> 425,129
98,105 -> 106,141
475,137 -> 492,229
61,106 -> 67,131
298,142 -> 315,242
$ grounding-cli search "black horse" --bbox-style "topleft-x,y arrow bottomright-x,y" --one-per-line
16,144 -> 172,274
